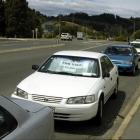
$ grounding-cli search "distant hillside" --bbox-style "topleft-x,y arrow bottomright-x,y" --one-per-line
43,20 -> 98,39
45,12 -> 140,40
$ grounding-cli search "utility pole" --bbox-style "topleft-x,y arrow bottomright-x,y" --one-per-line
32,30 -> 34,39
58,15 -> 61,43
72,14 -> 74,31
35,28 -> 38,39
85,25 -> 87,40
133,17 -> 136,40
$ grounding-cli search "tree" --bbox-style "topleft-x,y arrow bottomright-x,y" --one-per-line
4,0 -> 44,38
27,9 -> 43,38
0,0 -> 5,36
5,0 -> 32,37
132,30 -> 140,39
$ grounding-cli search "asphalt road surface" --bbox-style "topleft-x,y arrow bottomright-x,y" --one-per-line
0,39 -> 140,140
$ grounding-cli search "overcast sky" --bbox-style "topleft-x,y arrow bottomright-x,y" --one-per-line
27,0 -> 140,18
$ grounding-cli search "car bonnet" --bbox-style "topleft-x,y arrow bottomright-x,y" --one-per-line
17,71 -> 100,98
107,54 -> 133,62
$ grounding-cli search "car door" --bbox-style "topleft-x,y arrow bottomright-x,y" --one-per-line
100,56 -> 113,103
104,56 -> 117,93
132,47 -> 139,66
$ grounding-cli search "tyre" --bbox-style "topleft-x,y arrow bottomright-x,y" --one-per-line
131,66 -> 136,76
112,80 -> 119,99
95,97 -> 103,126
136,64 -> 139,70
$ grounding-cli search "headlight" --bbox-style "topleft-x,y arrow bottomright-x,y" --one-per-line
123,61 -> 132,65
14,88 -> 28,99
67,95 -> 95,104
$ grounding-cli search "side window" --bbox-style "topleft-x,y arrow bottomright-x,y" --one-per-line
100,57 -> 108,76
104,56 -> 114,72
0,106 -> 17,139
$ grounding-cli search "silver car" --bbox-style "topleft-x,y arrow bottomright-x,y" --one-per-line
0,96 -> 54,140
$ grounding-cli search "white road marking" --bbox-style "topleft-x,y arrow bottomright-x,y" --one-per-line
0,44 -> 65,54
112,85 -> 140,140
80,42 -> 115,50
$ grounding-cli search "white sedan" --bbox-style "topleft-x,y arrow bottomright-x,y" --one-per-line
12,51 -> 119,125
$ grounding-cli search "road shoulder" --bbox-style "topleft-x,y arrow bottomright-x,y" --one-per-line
112,85 -> 140,139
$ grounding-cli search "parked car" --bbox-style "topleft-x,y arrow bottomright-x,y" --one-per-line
60,33 -> 72,41
104,45 -> 139,75
0,96 -> 54,140
130,39 -> 140,56
12,51 -> 119,125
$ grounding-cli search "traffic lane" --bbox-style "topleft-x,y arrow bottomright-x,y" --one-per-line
0,39 -> 59,50
0,38 -> 86,51
0,38 -> 114,52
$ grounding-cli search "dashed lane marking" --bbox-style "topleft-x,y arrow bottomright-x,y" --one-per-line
0,44 -> 65,54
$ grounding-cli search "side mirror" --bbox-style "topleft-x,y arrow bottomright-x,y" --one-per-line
103,72 -> 110,78
32,65 -> 39,70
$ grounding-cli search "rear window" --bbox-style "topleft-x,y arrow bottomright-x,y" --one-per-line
0,106 -> 18,139
105,46 -> 132,56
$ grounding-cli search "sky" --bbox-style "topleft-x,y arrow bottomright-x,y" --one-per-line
27,0 -> 140,18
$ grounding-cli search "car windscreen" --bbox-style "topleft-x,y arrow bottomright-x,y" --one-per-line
105,46 -> 132,56
38,55 -> 100,77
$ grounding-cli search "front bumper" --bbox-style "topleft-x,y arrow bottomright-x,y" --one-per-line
116,64 -> 134,72
12,94 -> 98,121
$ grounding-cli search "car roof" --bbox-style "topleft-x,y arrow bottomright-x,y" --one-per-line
130,40 -> 140,44
109,44 -> 133,48
61,33 -> 69,34
53,50 -> 104,59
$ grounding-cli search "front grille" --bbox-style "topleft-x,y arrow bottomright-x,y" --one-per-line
32,94 -> 62,103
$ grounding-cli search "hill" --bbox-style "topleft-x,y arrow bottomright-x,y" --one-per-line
45,12 -> 140,40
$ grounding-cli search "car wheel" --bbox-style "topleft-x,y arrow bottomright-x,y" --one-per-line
131,66 -> 136,76
95,97 -> 103,126
136,64 -> 139,70
112,80 -> 118,99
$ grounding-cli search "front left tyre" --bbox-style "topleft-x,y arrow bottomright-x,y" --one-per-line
112,79 -> 119,99
95,97 -> 103,126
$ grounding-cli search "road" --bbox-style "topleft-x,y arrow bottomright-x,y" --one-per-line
0,39 -> 140,140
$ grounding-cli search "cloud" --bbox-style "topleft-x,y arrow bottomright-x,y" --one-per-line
27,0 -> 140,17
